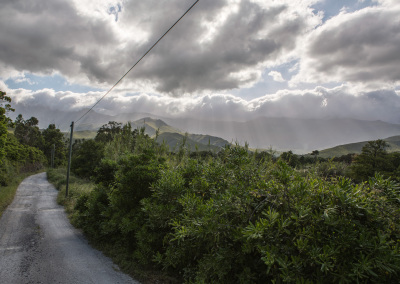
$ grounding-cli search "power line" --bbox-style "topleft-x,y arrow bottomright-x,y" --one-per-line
75,0 -> 200,124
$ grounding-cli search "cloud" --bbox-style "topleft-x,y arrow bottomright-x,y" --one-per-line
7,84 -> 400,124
9,87 -> 103,113
0,0 -> 321,96
252,86 -> 400,123
292,4 -> 400,88
0,0 -> 119,85
268,71 -> 285,82
3,0 -> 399,128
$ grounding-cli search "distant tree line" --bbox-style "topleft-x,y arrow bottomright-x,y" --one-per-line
278,140 -> 400,182
0,90 -> 66,185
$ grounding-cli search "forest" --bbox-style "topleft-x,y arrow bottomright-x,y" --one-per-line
2,90 -> 400,283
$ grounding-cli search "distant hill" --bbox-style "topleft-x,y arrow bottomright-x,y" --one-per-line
156,132 -> 228,152
11,104 -> 400,152
131,117 -> 179,137
62,117 -> 230,152
187,134 -> 230,148
72,130 -> 97,140
163,117 -> 400,152
319,135 -> 400,158
137,117 -> 230,151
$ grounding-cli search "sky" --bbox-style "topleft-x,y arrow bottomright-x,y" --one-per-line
1,0 -> 400,130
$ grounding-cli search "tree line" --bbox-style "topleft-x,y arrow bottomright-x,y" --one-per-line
0,90 -> 65,185
279,140 -> 400,182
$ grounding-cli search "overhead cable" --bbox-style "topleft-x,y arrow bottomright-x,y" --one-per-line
75,0 -> 200,124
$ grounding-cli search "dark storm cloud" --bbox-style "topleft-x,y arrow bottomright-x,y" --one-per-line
0,0 -> 119,82
294,5 -> 400,85
132,1 -> 307,94
0,0 -> 319,95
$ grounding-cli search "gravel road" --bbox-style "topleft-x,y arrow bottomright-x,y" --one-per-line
0,172 -> 139,284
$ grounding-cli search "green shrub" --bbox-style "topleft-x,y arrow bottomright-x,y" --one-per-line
143,148 -> 400,283
0,159 -> 13,186
61,137 -> 400,283
71,139 -> 105,179
93,159 -> 118,187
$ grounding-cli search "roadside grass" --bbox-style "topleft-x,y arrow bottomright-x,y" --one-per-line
47,167 -> 94,215
0,170 -> 43,217
46,167 -> 173,284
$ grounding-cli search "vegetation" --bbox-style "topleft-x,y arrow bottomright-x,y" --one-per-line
44,120 -> 400,283
350,140 -> 400,182
42,124 -> 66,167
47,167 -> 95,215
3,89 -> 400,283
0,89 -> 64,189
319,135 -> 400,158
0,90 -> 49,215
0,90 -> 14,163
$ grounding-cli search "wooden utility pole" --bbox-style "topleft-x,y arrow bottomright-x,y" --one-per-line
65,122 -> 74,198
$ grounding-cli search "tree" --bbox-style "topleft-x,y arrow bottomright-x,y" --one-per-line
71,139 -> 105,178
311,150 -> 319,162
14,114 -> 44,148
351,139 -> 389,181
280,150 -> 300,168
95,121 -> 122,143
0,90 -> 14,163
0,90 -> 15,115
42,124 -> 66,166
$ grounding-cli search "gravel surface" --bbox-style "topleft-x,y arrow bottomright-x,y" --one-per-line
0,172 -> 139,284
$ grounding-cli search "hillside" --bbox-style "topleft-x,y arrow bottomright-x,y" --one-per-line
72,130 -> 97,140
156,132 -> 226,152
187,134 -> 230,148
131,117 -> 179,137
11,104 -> 400,152
166,117 -> 400,152
319,135 -> 400,158
61,117 -> 230,152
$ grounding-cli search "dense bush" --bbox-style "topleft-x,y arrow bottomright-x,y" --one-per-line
0,91 -> 47,185
351,140 -> 400,182
143,149 -> 400,283
71,139 -> 105,179
69,134 -> 400,283
72,130 -> 166,249
0,133 -> 46,185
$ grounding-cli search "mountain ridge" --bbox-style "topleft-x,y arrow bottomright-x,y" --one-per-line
10,104 -> 400,152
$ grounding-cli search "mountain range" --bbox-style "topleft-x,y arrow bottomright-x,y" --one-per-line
72,117 -> 231,152
10,104 -> 400,153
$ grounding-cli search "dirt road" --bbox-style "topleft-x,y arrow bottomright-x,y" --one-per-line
0,172 -> 139,284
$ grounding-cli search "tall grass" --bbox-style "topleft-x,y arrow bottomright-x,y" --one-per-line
46,167 -> 94,214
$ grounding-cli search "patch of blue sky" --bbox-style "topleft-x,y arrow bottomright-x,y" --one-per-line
232,61 -> 297,100
5,73 -> 103,93
232,76 -> 287,100
232,59 -> 344,100
311,0 -> 377,22
108,3 -> 122,22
